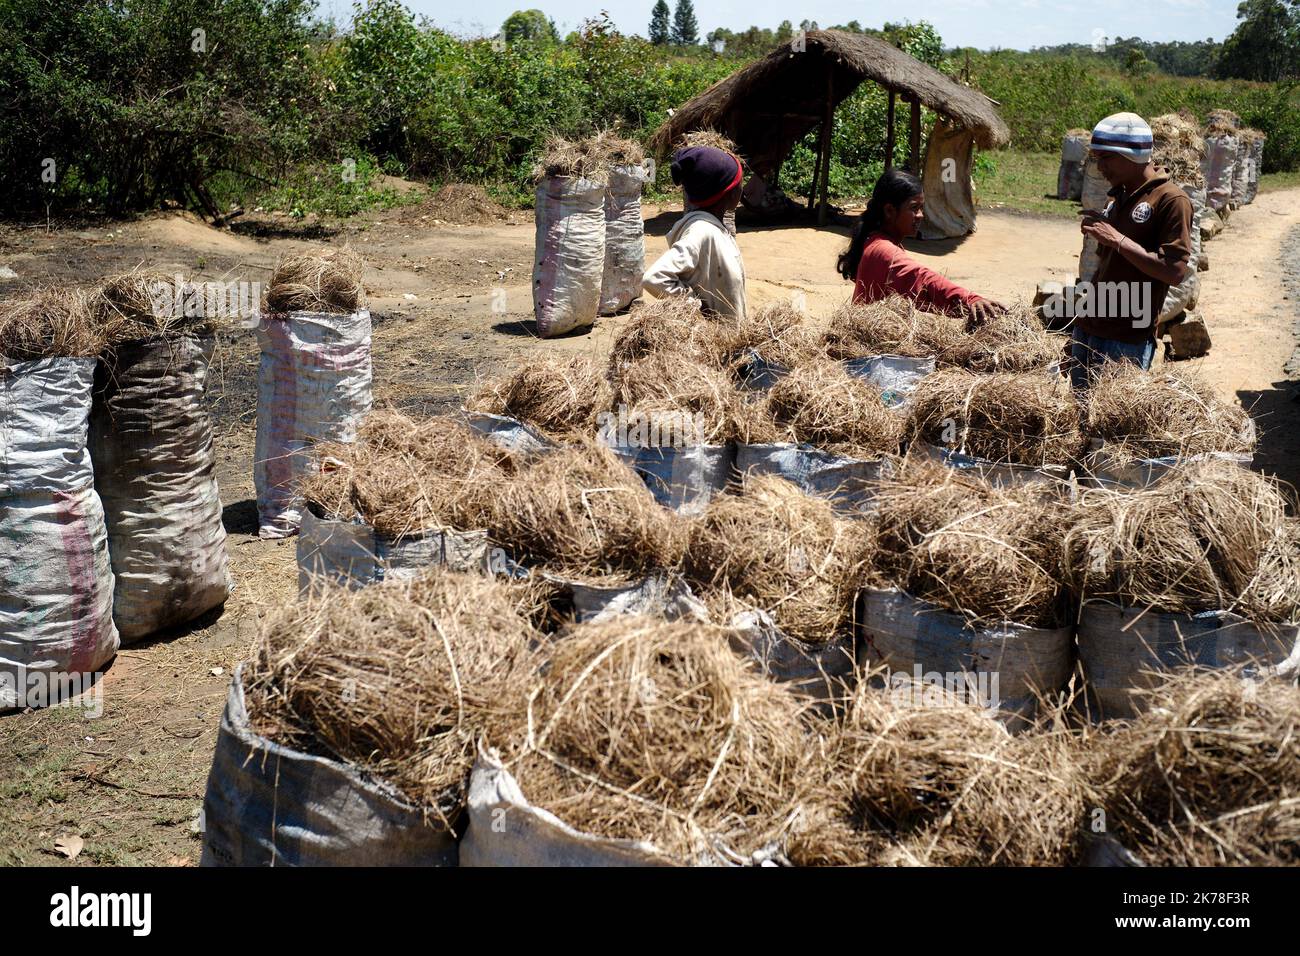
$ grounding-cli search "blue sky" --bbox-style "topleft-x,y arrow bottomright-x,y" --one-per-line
317,0 -> 1243,50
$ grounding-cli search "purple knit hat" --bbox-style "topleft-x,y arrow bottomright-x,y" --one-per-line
670,146 -> 743,206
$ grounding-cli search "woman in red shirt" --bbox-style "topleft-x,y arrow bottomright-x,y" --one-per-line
837,169 -> 1004,324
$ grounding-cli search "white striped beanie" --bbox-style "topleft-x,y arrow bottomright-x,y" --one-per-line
1090,112 -> 1153,163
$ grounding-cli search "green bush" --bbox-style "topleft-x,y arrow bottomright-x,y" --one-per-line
0,0 -> 329,216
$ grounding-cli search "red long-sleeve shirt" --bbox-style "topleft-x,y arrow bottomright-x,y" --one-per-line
852,232 -> 983,316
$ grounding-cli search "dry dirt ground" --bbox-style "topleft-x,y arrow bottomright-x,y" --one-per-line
2,188 -> 1298,866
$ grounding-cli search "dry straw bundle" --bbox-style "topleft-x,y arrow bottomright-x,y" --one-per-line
266,245 -> 366,314
0,288 -> 104,361
906,368 -> 1086,466
760,358 -> 903,459
821,296 -> 963,361
1238,127 -> 1267,145
685,475 -> 872,643
944,307 -> 1064,373
507,616 -> 812,862
533,131 -> 645,182
94,270 -> 215,345
468,355 -> 613,441
607,296 -> 731,376
487,443 -> 686,576
613,352 -> 747,444
1093,668 -> 1300,865
1083,363 -> 1253,461
790,679 -> 1090,866
426,183 -> 511,224
675,128 -> 740,156
1151,112 -> 1208,188
1205,108 -> 1242,135
298,410 -> 511,537
1064,459 -> 1300,622
244,569 -> 541,827
719,300 -> 823,371
871,458 -> 1073,628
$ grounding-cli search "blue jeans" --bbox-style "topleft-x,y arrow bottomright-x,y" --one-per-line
1069,326 -> 1155,391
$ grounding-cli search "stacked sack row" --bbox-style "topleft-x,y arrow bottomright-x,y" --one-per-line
1,277 -> 232,709
202,292 -> 1299,866
532,133 -> 651,338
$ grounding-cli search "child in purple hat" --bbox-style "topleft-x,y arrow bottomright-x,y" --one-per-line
642,145 -> 747,321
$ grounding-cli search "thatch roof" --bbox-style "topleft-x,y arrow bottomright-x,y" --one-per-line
650,30 -> 1010,180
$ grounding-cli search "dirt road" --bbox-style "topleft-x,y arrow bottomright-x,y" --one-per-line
2,188 -> 1297,865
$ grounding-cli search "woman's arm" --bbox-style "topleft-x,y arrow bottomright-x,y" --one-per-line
886,252 -> 986,317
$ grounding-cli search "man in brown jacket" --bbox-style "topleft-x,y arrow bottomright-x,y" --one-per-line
1072,111 -> 1193,390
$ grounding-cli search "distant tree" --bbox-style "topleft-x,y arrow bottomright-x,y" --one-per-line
502,9 -> 558,44
672,0 -> 699,45
775,20 -> 794,43
799,19 -> 819,32
1216,0 -> 1299,81
649,0 -> 670,45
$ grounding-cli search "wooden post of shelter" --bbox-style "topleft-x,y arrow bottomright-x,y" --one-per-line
817,65 -> 834,225
909,97 -> 922,173
885,89 -> 896,171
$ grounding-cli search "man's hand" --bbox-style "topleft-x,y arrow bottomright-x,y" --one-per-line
963,298 -> 1007,329
1081,218 -> 1125,249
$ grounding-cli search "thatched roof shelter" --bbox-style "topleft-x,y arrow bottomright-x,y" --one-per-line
650,30 -> 1009,226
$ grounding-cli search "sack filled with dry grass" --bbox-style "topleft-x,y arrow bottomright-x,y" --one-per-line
266,245 -> 366,314
871,458 -> 1073,628
244,569 -> 541,827
942,307 -> 1064,372
613,352 -> 747,443
0,288 -> 103,361
789,678 -> 1090,866
533,131 -> 644,183
759,358 -> 903,459
298,410 -> 512,536
1083,363 -> 1253,461
487,443 -> 687,576
468,355 -> 612,441
503,616 -> 812,862
1092,667 -> 1300,865
685,475 -> 872,643
1064,459 -> 1300,622
822,296 -> 964,361
94,270 -> 215,345
607,295 -> 731,376
906,368 -> 1086,466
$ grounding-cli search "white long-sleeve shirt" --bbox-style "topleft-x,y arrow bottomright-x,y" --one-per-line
642,209 -> 747,321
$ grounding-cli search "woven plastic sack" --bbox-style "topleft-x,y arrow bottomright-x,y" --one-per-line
534,175 -> 605,337
1203,134 -> 1238,212
296,505 -> 492,595
1057,131 -> 1089,200
858,587 -> 1074,730
735,443 -> 892,513
1077,601 -> 1300,720
200,665 -> 458,866
1,357 -> 118,708
1078,152 -> 1111,283
1245,136 -> 1265,203
1158,183 -> 1204,325
599,164 -> 649,315
90,334 -> 231,641
253,310 -> 372,538
611,443 -> 735,515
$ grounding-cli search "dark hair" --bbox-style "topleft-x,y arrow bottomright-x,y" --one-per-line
837,168 -> 924,280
